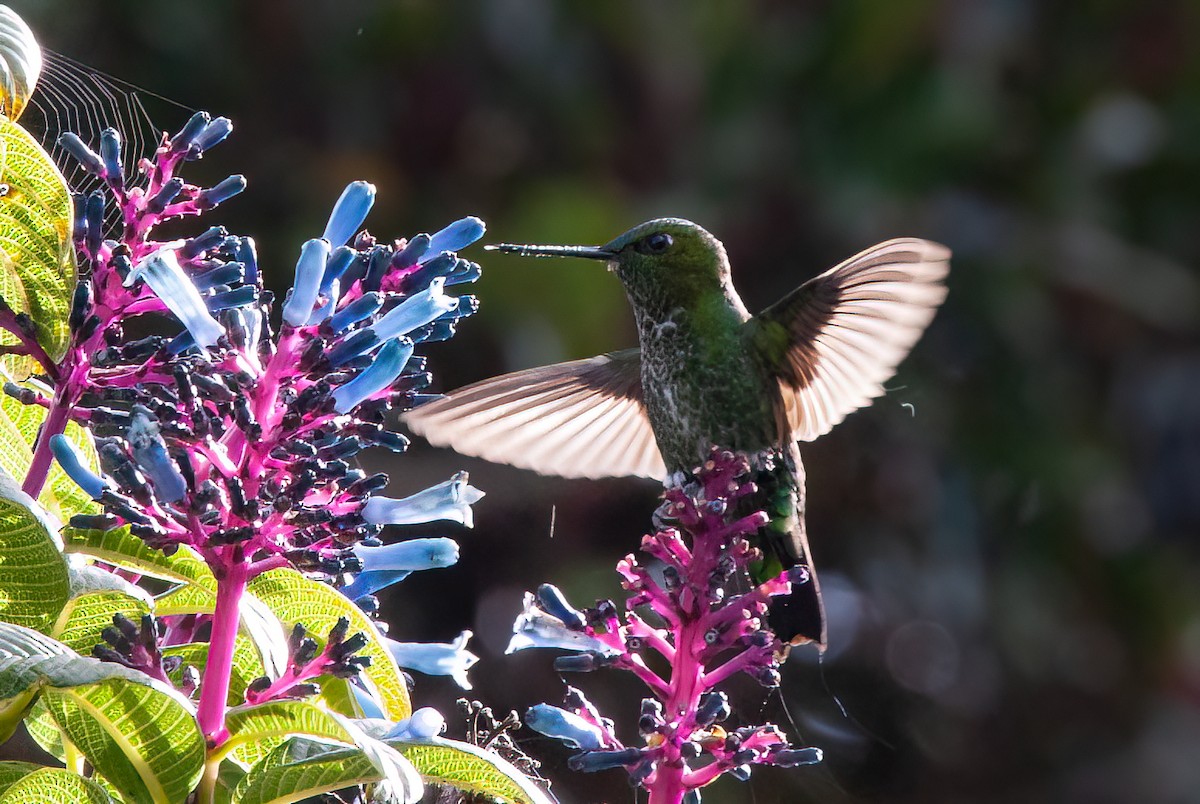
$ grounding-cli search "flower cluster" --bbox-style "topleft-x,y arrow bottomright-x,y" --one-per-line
509,449 -> 821,802
28,112 -> 487,739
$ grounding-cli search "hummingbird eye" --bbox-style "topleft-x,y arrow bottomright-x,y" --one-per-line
635,233 -> 674,255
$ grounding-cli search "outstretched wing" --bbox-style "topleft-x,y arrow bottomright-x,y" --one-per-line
402,349 -> 667,480
748,237 -> 950,441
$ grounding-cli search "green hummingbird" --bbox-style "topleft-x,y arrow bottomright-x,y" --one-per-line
403,219 -> 949,648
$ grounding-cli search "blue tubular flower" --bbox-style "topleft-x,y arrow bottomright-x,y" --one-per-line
506,592 -> 622,656
235,237 -> 259,285
321,246 -> 357,294
330,292 -> 382,333
525,705 -> 606,750
361,472 -> 484,528
323,181 -> 377,248
57,132 -> 105,176
368,277 -> 458,342
331,337 -> 414,413
342,537 -> 460,600
282,238 -> 332,326
391,234 -> 430,268
99,128 -> 122,183
125,244 -> 225,350
422,216 -> 485,261
355,538 -> 460,573
191,116 -> 232,153
199,174 -> 246,208
384,630 -> 479,690
384,707 -> 445,741
128,411 -> 187,504
168,111 -> 209,152
50,435 -> 106,500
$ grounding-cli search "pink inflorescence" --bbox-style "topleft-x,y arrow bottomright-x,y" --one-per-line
510,449 -> 821,803
47,112 -> 483,585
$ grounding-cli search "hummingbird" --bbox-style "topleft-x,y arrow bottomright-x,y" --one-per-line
402,219 -> 949,648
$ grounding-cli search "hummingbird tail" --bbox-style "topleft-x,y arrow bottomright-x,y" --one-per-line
753,446 -> 827,649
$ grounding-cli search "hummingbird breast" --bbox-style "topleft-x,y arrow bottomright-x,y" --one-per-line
633,292 -> 780,473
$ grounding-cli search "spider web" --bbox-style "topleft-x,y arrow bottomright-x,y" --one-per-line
21,49 -> 201,227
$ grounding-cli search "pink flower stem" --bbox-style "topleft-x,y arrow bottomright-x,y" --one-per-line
23,394 -> 71,498
196,548 -> 250,745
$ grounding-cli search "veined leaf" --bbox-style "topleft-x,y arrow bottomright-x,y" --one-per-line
0,767 -> 113,803
0,622 -> 204,804
0,115 -> 74,372
218,700 -> 358,769
248,569 -> 411,721
0,468 -> 67,633
162,637 -> 262,707
393,738 -> 554,804
50,589 -> 150,656
61,525 -> 214,587
0,5 -> 42,121
233,735 -> 422,804
0,761 -> 42,795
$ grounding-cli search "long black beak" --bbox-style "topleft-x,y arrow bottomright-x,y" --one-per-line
485,243 -> 614,260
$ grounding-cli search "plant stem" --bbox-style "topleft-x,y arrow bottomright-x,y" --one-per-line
196,550 -> 250,743
23,396 -> 70,498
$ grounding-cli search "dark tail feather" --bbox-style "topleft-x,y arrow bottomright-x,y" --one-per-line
754,446 -> 826,649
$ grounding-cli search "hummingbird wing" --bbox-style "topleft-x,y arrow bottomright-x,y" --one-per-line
401,348 -> 668,480
749,237 -> 950,441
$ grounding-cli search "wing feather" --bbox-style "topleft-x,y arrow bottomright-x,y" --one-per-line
402,349 -> 667,479
750,238 -> 950,441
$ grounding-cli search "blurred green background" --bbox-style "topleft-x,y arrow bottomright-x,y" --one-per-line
7,1 -> 1200,801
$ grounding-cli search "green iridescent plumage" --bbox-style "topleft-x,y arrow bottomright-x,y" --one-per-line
405,219 -> 949,646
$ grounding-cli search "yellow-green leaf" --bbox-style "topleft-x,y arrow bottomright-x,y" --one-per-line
0,468 -> 67,633
395,738 -> 553,804
0,6 -> 42,121
0,115 -> 74,370
0,767 -> 112,803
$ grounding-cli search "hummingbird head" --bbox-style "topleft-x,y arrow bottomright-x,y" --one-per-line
488,218 -> 731,314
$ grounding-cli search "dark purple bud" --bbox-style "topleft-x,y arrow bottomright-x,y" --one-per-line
321,246 -> 358,293
391,233 -> 430,268
71,193 -> 87,241
771,747 -> 822,767
99,128 -> 123,186
536,584 -> 587,630
180,226 -> 229,260
166,332 -> 196,356
567,749 -> 644,773
638,698 -> 663,734
58,132 -> 105,176
68,282 -> 90,331
329,291 -> 382,333
236,237 -> 259,285
111,253 -> 133,281
695,692 -> 730,727
193,261 -> 245,290
3,382 -> 36,406
85,191 -> 104,256
399,251 -> 455,293
360,246 -> 391,293
191,116 -> 233,155
787,565 -> 811,585
169,111 -> 211,152
553,654 -> 602,673
191,374 -> 235,402
328,329 -> 380,367
206,285 -> 257,312
198,175 -> 246,208
146,177 -> 185,214
444,260 -> 482,287
294,637 -> 319,667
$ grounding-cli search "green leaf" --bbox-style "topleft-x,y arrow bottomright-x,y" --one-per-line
0,622 -> 204,804
393,738 -> 554,804
0,469 -> 67,633
162,637 -> 262,707
50,590 -> 150,656
248,569 -> 411,721
0,767 -> 113,803
0,383 -> 100,521
0,761 -> 42,794
0,115 -> 75,371
233,735 -> 422,804
61,525 -> 214,587
218,700 -> 358,769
